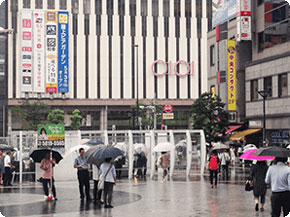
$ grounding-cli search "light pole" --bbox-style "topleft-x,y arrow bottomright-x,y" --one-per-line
258,90 -> 269,146
133,44 -> 140,130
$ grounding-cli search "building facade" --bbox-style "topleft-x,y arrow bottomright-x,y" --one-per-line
5,0 -> 211,131
245,0 -> 290,146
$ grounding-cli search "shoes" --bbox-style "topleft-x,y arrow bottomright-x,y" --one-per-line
80,196 -> 84,201
260,207 -> 264,212
8,184 -> 13,186
255,203 -> 259,211
86,197 -> 92,202
210,184 -> 213,188
105,204 -> 114,208
214,185 -> 217,189
52,197 -> 58,201
99,200 -> 104,204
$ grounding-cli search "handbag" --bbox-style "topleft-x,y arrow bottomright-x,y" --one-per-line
98,164 -> 113,190
245,180 -> 253,191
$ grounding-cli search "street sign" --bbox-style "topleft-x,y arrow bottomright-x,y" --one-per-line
164,104 -> 173,113
163,113 -> 174,120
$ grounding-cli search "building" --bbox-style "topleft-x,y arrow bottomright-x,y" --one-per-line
0,1 -> 8,137
4,0 -> 211,132
245,0 -> 290,146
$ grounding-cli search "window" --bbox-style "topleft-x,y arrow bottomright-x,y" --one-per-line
47,0 -> 55,9
278,73 -> 288,97
264,76 -> 272,97
23,0 -> 30,8
141,0 -> 147,16
258,0 -> 264,6
210,45 -> 215,66
35,0 -> 43,9
95,0 -> 102,15
251,79 -> 258,101
258,31 -> 264,52
84,0 -> 90,14
72,0 -> 79,14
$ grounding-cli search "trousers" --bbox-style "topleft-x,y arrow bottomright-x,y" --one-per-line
271,191 -> 290,217
209,170 -> 218,186
77,170 -> 90,199
42,177 -> 56,197
103,182 -> 114,205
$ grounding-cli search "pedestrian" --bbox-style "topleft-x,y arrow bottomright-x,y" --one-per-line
160,152 -> 169,183
100,158 -> 116,208
40,153 -> 57,201
219,151 -> 231,179
250,161 -> 268,212
12,149 -> 20,182
74,148 -> 91,201
0,149 -> 4,185
265,157 -> 290,217
230,147 -> 236,165
3,151 -> 15,186
208,150 -> 219,188
92,164 -> 103,204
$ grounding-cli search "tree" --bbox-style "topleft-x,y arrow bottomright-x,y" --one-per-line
191,92 -> 229,143
12,101 -> 50,130
47,109 -> 65,124
70,109 -> 82,130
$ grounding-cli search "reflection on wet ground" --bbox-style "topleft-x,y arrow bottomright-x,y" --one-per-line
0,166 -> 273,217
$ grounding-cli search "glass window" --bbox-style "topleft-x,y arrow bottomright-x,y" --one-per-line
47,0 -> 55,9
258,0 -> 264,5
95,0 -> 102,15
210,45 -> 215,66
174,0 -> 181,17
251,79 -> 258,101
84,0 -> 90,14
278,73 -> 288,97
152,0 -> 159,17
141,0 -> 147,16
185,0 -> 192,17
163,0 -> 170,17
107,0 -> 114,15
118,0 -> 125,16
59,0 -> 67,10
258,31 -> 264,52
264,76 -> 272,97
130,0 -> 136,16
23,0 -> 30,8
35,0 -> 43,9
72,0 -> 79,14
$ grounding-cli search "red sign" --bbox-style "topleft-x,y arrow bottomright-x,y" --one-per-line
164,104 -> 173,113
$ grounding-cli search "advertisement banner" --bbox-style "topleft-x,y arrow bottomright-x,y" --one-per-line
237,16 -> 252,41
227,40 -> 236,111
57,11 -> 69,93
237,0 -> 251,16
21,10 -> 33,92
45,11 -> 58,93
33,10 -> 45,93
37,124 -> 65,148
212,0 -> 237,27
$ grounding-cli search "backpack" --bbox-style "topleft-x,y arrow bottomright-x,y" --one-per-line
209,155 -> 218,170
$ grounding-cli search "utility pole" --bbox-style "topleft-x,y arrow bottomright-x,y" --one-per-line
153,93 -> 157,130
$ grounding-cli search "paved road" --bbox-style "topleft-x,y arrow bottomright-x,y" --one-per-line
0,172 -> 274,217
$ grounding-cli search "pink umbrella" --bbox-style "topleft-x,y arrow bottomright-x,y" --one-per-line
240,148 -> 275,161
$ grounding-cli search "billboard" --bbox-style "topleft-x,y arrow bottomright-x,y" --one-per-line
21,10 -> 33,92
57,11 -> 69,93
45,11 -> 58,93
37,124 -> 65,148
237,0 -> 252,41
33,10 -> 45,92
212,0 -> 237,27
227,40 -> 236,111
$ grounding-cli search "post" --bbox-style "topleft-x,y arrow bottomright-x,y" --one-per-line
258,90 -> 268,146
133,45 -> 140,130
153,93 -> 157,130
19,131 -> 23,184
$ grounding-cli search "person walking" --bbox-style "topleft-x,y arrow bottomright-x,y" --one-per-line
3,151 -> 15,186
40,153 -> 57,201
74,148 -> 91,201
265,157 -> 290,217
219,151 -> 231,179
208,150 -> 219,188
100,158 -> 116,208
160,152 -> 169,183
0,150 -> 4,185
250,161 -> 268,212
92,164 -> 103,204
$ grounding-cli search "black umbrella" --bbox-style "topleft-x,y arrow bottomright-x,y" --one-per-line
225,141 -> 242,147
0,144 -> 15,151
88,146 -> 124,162
252,146 -> 290,158
84,145 -> 105,165
88,138 -> 104,145
30,149 -> 63,164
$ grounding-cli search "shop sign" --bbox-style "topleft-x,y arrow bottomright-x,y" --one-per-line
227,40 -> 236,111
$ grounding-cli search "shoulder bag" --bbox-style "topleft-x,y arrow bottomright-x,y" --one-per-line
98,164 -> 113,190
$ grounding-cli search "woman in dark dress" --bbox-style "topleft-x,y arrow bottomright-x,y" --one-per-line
250,161 -> 268,212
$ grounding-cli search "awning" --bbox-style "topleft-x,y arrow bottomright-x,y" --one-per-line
230,129 -> 261,141
226,125 -> 242,134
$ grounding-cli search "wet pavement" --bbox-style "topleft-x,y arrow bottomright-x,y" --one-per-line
0,168 -> 274,217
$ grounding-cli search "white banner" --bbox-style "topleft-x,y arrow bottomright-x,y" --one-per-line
45,11 -> 58,93
33,10 -> 45,93
237,16 -> 252,41
21,10 -> 33,92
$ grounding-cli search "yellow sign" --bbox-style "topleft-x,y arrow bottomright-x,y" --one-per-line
163,113 -> 174,120
227,40 -> 236,111
59,13 -> 68,24
211,86 -> 216,98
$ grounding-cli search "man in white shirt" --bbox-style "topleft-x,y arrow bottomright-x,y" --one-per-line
219,151 -> 231,179
4,151 -> 15,186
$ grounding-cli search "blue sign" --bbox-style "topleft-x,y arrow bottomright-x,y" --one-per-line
57,11 -> 69,93
212,0 -> 237,27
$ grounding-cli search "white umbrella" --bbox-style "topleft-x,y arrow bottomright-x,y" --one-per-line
287,144 -> 290,149
134,143 -> 146,154
243,144 -> 256,153
153,142 -> 175,152
81,138 -> 90,144
114,142 -> 127,154
66,144 -> 90,156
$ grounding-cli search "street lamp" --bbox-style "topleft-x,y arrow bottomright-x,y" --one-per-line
133,44 -> 140,130
258,90 -> 269,146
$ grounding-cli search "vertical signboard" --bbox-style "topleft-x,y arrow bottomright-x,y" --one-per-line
45,11 -> 58,93
237,0 -> 252,41
227,40 -> 236,111
33,10 -> 45,92
21,10 -> 33,92
57,11 -> 69,93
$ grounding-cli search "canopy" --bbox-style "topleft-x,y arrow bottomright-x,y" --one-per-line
226,125 -> 242,134
230,129 -> 261,141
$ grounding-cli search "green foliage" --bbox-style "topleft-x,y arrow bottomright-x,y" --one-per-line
47,109 -> 65,124
70,109 -> 82,130
191,92 -> 229,143
12,101 -> 50,130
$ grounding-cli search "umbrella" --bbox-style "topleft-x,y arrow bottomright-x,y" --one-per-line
88,146 -> 124,161
87,138 -> 104,145
114,142 -> 127,153
30,149 -> 63,164
253,146 -> 290,158
134,143 -> 146,154
67,144 -> 90,156
240,148 -> 275,161
211,143 -> 230,150
80,138 -> 90,144
225,141 -> 242,147
0,144 -> 15,151
287,145 -> 290,149
84,145 -> 106,165
243,144 -> 257,153
153,142 -> 175,152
